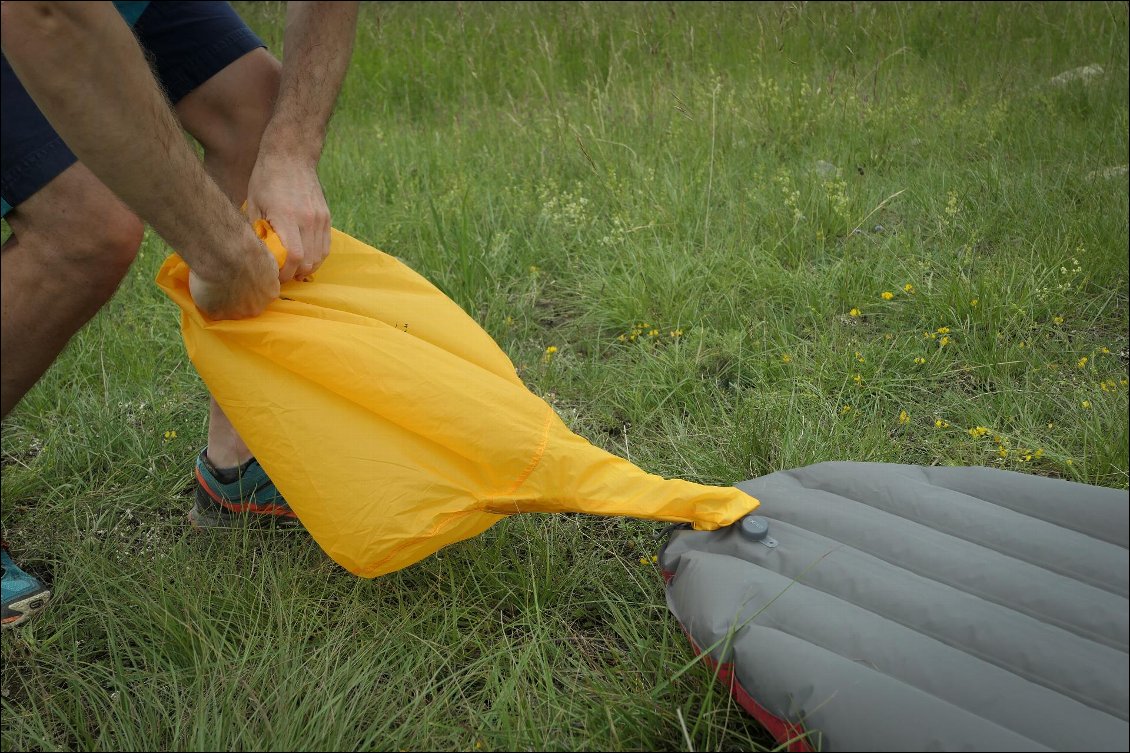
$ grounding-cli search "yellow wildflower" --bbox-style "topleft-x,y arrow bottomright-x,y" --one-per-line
1034,449 -> 1044,459
781,354 -> 793,364
881,291 -> 894,300
898,410 -> 910,425
1099,347 -> 1111,354
903,283 -> 915,294
969,426 -> 989,438
670,329 -> 683,338
935,419 -> 950,428
840,405 -> 853,415
1081,400 -> 1092,409
1076,357 -> 1088,368
970,299 -> 979,307
855,351 -> 865,363
939,336 -> 951,347
638,554 -> 658,565
945,191 -> 960,216
849,308 -> 861,317
1052,316 -> 1064,325
853,374 -> 863,385
163,430 -> 177,442
1066,458 -> 1073,466
998,447 -> 1009,458
914,357 -> 927,365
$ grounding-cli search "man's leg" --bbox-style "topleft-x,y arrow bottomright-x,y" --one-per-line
123,1 -> 297,526
164,47 -> 300,528
175,48 -> 282,472
0,166 -> 142,628
1,166 -> 144,419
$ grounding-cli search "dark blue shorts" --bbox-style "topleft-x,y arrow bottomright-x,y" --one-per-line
0,1 -> 266,218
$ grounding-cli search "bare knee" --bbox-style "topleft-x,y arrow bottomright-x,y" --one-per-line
225,57 -> 281,160
239,54 -> 282,132
50,197 -> 144,295
6,163 -> 144,316
185,51 -> 282,163
96,208 -> 145,278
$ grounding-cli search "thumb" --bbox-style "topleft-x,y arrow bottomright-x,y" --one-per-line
247,201 -> 300,282
272,218 -> 304,283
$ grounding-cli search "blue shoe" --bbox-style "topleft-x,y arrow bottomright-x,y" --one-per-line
2,544 -> 51,629
189,449 -> 302,528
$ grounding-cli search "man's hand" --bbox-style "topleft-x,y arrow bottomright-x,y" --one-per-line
188,228 -> 281,319
241,1 -> 357,283
246,155 -> 330,283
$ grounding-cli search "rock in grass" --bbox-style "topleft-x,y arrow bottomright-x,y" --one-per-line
1084,165 -> 1128,181
814,160 -> 838,178
1049,64 -> 1103,86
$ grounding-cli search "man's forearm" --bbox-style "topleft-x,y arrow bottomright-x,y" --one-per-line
0,1 -> 256,280
259,1 -> 360,165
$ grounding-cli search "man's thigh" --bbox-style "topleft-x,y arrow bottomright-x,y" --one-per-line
133,1 -> 268,108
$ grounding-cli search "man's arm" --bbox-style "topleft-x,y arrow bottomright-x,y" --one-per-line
246,1 -> 359,282
0,1 -> 280,319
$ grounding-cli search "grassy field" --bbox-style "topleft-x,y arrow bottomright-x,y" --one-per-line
2,1 -> 1127,750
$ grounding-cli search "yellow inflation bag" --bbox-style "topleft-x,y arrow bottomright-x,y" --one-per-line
156,223 -> 758,577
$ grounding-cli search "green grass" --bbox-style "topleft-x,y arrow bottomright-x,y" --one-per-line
3,1 -> 1128,750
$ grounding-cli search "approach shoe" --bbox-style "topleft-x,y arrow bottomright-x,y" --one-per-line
2,544 -> 51,629
190,449 -> 302,528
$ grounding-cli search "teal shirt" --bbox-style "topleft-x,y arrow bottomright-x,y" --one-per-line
113,1 -> 150,26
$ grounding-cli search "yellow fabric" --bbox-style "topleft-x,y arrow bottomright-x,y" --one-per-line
156,225 -> 758,577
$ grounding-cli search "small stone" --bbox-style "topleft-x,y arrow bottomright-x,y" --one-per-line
1085,165 -> 1128,181
1049,64 -> 1103,87
814,160 -> 838,178
872,224 -> 885,233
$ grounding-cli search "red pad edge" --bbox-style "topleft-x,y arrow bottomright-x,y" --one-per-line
662,569 -> 814,752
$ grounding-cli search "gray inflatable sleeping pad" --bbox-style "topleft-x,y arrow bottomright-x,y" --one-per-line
659,462 -> 1129,752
